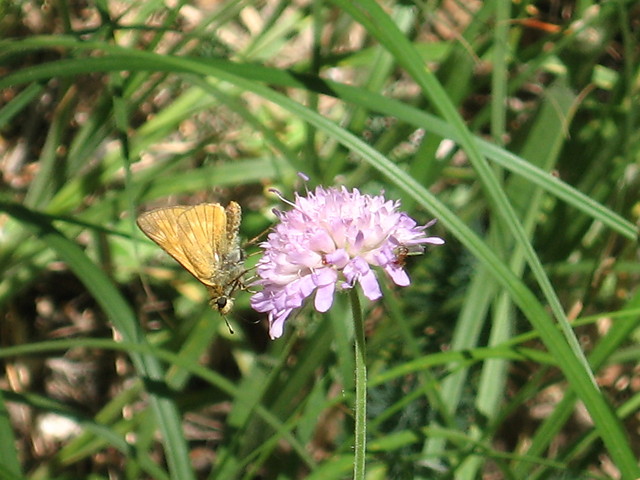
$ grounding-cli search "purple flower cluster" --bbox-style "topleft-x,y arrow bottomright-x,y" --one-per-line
251,186 -> 444,339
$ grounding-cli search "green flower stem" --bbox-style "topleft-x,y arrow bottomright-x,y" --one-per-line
350,288 -> 367,480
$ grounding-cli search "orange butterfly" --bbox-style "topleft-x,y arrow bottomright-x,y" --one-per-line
137,202 -> 244,314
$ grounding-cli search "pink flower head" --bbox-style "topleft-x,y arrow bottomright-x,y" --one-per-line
251,186 -> 444,339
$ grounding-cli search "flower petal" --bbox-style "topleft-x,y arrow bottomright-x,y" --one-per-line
325,249 -> 349,268
269,310 -> 290,339
359,269 -> 382,300
314,282 -> 336,312
386,265 -> 410,286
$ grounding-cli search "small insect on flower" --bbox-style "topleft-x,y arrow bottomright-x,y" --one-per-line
250,186 -> 444,339
137,202 -> 245,315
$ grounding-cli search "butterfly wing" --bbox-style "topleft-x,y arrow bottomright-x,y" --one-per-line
138,202 -> 244,290
223,202 -> 242,246
173,203 -> 229,286
137,205 -> 218,284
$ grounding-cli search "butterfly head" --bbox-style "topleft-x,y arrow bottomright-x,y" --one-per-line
211,294 -> 234,315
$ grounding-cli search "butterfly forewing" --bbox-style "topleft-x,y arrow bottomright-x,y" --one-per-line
136,206 -> 206,279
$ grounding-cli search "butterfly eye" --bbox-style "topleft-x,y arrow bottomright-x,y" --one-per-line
216,296 -> 235,318
215,297 -> 228,310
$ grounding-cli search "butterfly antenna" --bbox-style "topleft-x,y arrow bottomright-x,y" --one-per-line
222,314 -> 235,334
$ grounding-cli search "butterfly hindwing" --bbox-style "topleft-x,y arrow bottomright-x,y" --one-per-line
174,203 -> 228,286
